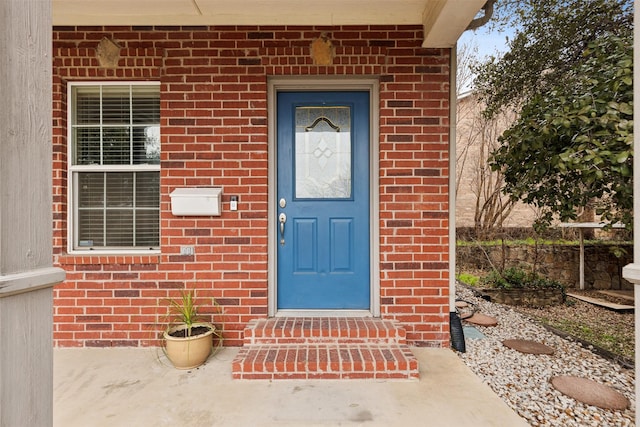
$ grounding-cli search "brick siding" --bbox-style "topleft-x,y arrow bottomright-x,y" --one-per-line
52,25 -> 451,348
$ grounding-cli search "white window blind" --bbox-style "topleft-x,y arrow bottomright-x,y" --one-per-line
69,83 -> 160,251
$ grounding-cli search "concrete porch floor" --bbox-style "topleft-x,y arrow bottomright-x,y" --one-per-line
54,347 -> 528,427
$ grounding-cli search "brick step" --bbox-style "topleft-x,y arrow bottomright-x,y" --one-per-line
231,343 -> 419,380
242,317 -> 408,346
232,317 -> 419,380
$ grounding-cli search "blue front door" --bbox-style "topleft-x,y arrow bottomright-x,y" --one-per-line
277,91 -> 370,310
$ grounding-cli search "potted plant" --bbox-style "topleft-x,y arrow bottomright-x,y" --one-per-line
162,291 -> 222,369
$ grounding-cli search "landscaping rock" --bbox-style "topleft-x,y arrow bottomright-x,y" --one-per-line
456,283 -> 635,426
464,313 -> 498,327
502,339 -> 554,355
550,375 -> 630,410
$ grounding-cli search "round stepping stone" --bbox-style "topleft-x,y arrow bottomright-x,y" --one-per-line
551,376 -> 629,410
464,313 -> 498,327
455,300 -> 469,308
502,339 -> 554,355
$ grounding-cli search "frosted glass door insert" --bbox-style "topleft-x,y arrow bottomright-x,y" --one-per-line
295,106 -> 351,199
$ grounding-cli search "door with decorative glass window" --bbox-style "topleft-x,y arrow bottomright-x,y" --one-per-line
276,91 -> 370,310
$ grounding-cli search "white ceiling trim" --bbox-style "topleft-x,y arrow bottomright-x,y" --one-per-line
52,0 -> 485,48
422,0 -> 486,47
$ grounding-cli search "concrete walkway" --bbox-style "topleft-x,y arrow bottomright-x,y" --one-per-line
54,347 -> 528,427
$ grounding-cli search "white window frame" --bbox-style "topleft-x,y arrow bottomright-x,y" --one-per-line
67,81 -> 161,255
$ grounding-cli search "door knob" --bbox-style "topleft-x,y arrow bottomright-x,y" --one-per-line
279,212 -> 287,246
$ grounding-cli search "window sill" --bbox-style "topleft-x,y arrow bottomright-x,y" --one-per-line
56,251 -> 161,266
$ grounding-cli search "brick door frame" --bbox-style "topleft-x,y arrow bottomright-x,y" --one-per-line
267,77 -> 381,318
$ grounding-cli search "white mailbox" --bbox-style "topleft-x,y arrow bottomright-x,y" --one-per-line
170,187 -> 223,216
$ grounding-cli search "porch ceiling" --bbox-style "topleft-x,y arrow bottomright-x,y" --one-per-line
52,0 -> 486,47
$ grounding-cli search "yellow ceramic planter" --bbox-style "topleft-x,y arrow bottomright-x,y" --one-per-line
163,322 -> 215,369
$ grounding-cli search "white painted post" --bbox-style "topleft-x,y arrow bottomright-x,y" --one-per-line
449,44 -> 458,311
579,228 -> 585,290
621,1 -> 640,425
0,1 -> 65,426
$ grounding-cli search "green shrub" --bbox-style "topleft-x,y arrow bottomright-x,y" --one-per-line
480,267 -> 565,297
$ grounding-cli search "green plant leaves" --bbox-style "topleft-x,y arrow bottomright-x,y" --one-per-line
167,291 -> 202,329
480,267 -> 565,294
488,31 -> 633,229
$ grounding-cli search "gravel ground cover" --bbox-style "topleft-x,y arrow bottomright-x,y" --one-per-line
456,284 -> 635,426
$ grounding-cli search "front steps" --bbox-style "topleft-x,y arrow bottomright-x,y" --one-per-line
231,317 -> 419,380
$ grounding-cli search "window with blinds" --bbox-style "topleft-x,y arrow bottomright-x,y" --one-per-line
69,83 -> 160,251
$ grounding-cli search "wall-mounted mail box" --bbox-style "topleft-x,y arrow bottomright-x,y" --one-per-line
170,187 -> 223,216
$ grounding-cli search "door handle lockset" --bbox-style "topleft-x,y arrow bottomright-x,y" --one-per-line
279,212 -> 287,246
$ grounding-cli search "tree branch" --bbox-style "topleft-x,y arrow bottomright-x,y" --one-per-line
466,0 -> 496,31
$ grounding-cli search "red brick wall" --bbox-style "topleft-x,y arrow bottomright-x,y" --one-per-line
52,25 -> 451,348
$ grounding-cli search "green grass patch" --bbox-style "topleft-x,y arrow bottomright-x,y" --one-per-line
456,273 -> 479,286
531,315 -> 634,361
